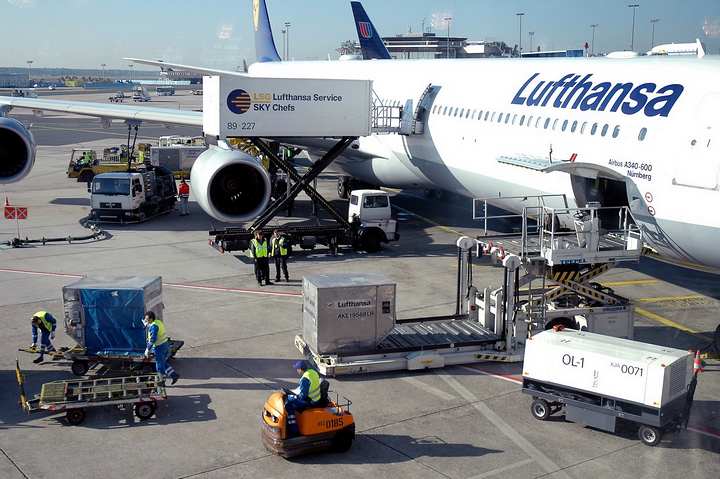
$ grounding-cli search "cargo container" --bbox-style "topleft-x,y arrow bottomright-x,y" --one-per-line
522,329 -> 695,446
302,273 -> 395,355
62,276 -> 164,355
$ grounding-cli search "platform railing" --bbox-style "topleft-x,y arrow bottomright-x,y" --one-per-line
531,205 -> 643,262
472,194 -> 569,236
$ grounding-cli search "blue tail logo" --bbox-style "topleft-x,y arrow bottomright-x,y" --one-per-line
252,0 -> 281,62
350,2 -> 391,60
358,21 -> 372,39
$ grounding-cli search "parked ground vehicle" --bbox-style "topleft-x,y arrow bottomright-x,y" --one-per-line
150,136 -> 207,179
211,189 -> 398,254
522,329 -> 696,446
66,145 -> 148,182
155,85 -> 175,96
108,91 -> 126,103
89,167 -> 177,223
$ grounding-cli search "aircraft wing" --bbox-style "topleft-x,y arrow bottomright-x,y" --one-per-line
0,96 -> 202,127
124,57 -> 247,77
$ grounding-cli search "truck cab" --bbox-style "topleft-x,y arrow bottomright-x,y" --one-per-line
348,190 -> 398,252
91,172 -> 146,222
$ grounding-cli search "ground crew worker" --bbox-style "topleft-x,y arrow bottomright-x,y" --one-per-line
143,311 -> 180,385
178,179 -> 190,216
285,360 -> 322,436
250,230 -> 272,286
271,229 -> 290,282
30,311 -> 57,364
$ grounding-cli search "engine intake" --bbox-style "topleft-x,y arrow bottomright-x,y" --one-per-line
191,146 -> 271,222
0,117 -> 35,184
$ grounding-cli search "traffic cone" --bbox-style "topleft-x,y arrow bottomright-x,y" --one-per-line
693,350 -> 704,375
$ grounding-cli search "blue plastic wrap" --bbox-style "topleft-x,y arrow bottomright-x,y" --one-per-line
80,288 -> 147,354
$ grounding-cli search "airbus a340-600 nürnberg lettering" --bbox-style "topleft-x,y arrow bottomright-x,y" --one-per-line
1,0 -> 719,270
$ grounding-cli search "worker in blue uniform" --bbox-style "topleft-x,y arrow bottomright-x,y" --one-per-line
284,360 -> 322,436
30,311 -> 57,364
143,311 -> 180,385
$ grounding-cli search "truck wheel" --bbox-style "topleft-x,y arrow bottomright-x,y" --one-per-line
134,401 -> 157,421
531,399 -> 552,420
71,360 -> 89,376
638,425 -> 662,446
337,177 -> 350,199
66,408 -> 86,425
361,230 -> 382,253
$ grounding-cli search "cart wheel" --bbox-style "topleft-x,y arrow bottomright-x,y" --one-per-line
66,409 -> 86,425
135,401 -> 157,421
531,399 -> 552,421
71,360 -> 89,376
638,425 -> 662,446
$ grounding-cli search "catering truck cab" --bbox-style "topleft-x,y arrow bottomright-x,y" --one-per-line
348,190 -> 398,252
90,168 -> 177,223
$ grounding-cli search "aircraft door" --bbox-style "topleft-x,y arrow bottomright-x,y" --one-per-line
672,94 -> 720,190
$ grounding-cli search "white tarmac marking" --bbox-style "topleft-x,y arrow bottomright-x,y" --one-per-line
401,376 -> 458,401
0,267 -> 302,299
436,372 -> 571,479
466,458 -> 535,479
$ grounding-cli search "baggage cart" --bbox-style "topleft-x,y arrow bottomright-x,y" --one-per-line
18,339 -> 184,376
16,360 -> 166,425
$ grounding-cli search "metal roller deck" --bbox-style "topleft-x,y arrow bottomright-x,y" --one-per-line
376,319 -> 500,353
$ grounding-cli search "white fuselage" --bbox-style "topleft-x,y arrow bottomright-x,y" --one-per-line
249,57 -> 720,268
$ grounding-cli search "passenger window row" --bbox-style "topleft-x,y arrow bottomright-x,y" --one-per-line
426,103 -> 650,142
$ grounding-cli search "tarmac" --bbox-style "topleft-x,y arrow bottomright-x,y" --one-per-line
0,90 -> 718,479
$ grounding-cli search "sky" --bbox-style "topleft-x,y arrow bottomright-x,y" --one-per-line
1,0 -> 720,69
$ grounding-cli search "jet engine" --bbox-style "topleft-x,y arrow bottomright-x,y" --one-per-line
190,146 -> 272,223
0,117 -> 35,184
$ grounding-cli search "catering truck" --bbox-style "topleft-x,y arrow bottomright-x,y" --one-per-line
522,329 -> 696,446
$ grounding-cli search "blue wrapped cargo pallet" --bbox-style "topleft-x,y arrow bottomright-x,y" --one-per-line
62,276 -> 164,356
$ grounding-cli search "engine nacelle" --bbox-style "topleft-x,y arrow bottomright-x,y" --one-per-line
191,146 -> 272,222
0,117 -> 35,184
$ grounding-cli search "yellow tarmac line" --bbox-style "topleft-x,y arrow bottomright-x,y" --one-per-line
602,279 -> 659,286
634,307 -> 713,341
392,204 -> 466,236
637,295 -> 705,303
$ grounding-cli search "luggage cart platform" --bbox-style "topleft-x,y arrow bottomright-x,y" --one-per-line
296,318 -> 516,377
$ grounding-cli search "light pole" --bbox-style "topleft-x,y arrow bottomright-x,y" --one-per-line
26,60 -> 33,84
284,22 -> 291,60
281,29 -> 287,60
628,4 -> 640,51
443,16 -> 452,59
650,18 -> 660,49
101,63 -> 106,79
529,31 -> 535,52
590,24 -> 598,56
516,12 -> 525,57
128,63 -> 134,82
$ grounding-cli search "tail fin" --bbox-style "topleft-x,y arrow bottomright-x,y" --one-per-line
350,2 -> 391,60
253,0 -> 281,62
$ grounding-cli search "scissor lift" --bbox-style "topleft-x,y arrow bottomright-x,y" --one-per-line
473,197 -> 643,339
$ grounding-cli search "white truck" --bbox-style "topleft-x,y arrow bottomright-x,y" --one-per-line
209,189 -> 399,254
522,329 -> 696,446
150,136 -> 207,179
89,168 -> 177,223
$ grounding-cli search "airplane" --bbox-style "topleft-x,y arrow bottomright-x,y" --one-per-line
0,0 -> 719,271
